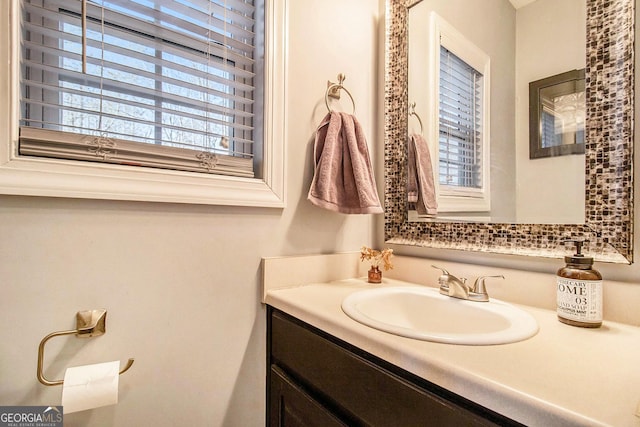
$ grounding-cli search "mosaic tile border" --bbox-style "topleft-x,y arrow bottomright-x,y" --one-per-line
384,0 -> 634,263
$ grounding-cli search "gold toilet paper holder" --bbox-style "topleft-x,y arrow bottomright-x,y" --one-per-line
37,309 -> 135,386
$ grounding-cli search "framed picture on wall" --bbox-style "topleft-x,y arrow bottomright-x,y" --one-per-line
529,69 -> 585,159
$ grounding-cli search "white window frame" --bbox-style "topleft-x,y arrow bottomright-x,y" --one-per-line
0,0 -> 286,207
428,12 -> 490,213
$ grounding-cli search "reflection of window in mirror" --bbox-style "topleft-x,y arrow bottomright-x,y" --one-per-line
431,14 -> 491,214
439,47 -> 483,190
541,91 -> 585,148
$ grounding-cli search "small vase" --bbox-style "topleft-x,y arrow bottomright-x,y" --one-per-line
368,266 -> 382,284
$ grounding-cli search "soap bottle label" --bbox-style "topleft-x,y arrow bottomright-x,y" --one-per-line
556,277 -> 603,323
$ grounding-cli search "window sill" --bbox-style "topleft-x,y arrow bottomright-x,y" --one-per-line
437,193 -> 490,213
0,156 -> 285,207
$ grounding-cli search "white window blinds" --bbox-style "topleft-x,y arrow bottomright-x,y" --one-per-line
438,46 -> 482,189
20,0 -> 258,178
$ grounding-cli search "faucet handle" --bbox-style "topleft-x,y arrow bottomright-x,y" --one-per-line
432,265 -> 466,283
431,265 -> 450,275
472,275 -> 505,296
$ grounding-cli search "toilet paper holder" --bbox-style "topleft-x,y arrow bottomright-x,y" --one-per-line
37,309 -> 134,386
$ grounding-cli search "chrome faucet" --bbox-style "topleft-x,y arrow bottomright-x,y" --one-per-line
432,265 -> 504,302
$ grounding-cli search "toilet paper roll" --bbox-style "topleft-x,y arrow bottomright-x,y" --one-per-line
61,360 -> 120,414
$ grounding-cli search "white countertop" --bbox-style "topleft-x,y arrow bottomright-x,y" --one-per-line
265,277 -> 640,427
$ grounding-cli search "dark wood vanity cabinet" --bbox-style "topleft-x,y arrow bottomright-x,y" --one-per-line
267,307 -> 523,427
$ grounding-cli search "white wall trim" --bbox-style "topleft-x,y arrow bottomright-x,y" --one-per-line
0,0 -> 287,208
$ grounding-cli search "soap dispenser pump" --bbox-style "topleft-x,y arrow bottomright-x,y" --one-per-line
556,240 -> 603,328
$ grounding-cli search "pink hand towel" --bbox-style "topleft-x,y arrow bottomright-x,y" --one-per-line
407,133 -> 437,216
308,112 -> 383,214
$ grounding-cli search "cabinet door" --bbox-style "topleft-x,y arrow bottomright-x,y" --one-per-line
269,365 -> 347,427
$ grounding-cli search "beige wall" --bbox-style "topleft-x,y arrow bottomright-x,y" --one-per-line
515,0 -> 586,223
0,1 -> 380,425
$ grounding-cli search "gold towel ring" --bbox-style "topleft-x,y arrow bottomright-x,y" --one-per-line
409,102 -> 424,135
325,74 -> 356,114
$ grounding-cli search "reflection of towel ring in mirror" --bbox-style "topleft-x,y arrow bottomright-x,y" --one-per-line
409,102 -> 424,135
325,75 -> 356,115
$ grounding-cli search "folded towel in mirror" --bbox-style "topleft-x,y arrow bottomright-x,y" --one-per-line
308,112 -> 383,214
408,133 -> 437,216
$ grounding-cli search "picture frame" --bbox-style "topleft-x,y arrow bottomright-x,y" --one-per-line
529,69 -> 585,159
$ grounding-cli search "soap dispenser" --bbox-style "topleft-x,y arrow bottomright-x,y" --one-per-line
556,240 -> 602,328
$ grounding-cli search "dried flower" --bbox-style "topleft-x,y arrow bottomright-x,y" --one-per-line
360,246 -> 394,271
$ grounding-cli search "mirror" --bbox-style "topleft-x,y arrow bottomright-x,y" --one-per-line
407,0 -> 587,224
384,0 -> 634,263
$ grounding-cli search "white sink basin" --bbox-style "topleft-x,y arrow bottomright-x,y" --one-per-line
341,286 -> 538,345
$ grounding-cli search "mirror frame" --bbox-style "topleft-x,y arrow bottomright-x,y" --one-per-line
384,0 -> 634,263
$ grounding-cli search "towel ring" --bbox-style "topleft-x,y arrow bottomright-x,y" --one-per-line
325,74 -> 356,114
409,102 -> 424,135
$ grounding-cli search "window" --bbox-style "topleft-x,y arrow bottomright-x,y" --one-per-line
0,0 -> 285,206
430,13 -> 490,213
439,47 -> 482,189
22,0 -> 257,177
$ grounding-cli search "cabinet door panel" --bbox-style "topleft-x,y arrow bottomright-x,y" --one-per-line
269,365 -> 347,427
